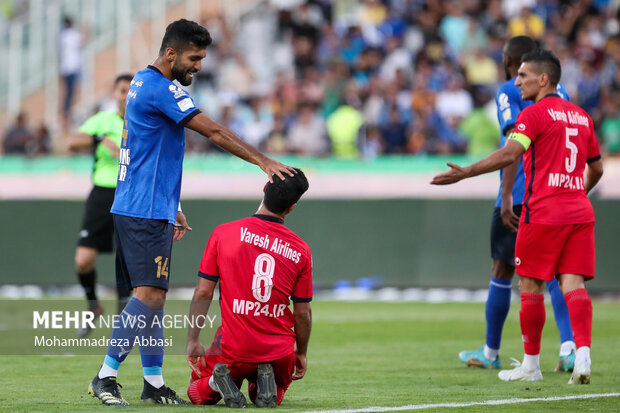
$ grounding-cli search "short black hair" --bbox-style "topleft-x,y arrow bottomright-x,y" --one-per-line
264,169 -> 309,214
521,48 -> 562,86
159,19 -> 212,55
114,73 -> 133,86
504,36 -> 538,61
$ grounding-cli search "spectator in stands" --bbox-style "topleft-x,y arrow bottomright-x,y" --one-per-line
362,125 -> 383,159
237,96 -> 274,149
326,91 -> 364,158
3,112 -> 33,154
460,92 -> 500,156
435,74 -> 473,122
439,0 -> 469,58
601,98 -> 620,155
26,123 -> 51,155
286,102 -> 329,156
507,6 -> 545,40
379,105 -> 409,154
58,16 -> 83,126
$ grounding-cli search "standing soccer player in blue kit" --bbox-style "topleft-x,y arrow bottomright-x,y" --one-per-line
458,36 -> 576,372
88,19 -> 295,406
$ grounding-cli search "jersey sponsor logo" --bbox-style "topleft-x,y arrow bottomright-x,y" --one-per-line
232,299 -> 287,318
498,93 -> 510,110
240,227 -> 270,249
177,97 -> 194,112
547,173 -> 585,190
239,226 -> 302,263
547,109 -> 590,127
502,108 -> 512,122
517,123 -> 526,131
118,148 -> 130,181
169,85 -> 187,99
515,257 -> 521,266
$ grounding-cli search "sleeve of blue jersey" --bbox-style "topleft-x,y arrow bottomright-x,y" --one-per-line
157,83 -> 201,125
496,83 -> 522,136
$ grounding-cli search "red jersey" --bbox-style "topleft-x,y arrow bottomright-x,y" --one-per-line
512,95 -> 601,225
198,214 -> 313,363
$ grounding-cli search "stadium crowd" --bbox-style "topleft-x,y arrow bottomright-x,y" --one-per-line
3,0 -> 620,157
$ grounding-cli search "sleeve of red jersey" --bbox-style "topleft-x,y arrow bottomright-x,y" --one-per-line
513,106 -> 539,143
586,121 -> 602,163
291,250 -> 313,303
198,229 -> 220,282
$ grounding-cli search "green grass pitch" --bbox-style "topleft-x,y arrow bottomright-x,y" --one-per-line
1,300 -> 619,412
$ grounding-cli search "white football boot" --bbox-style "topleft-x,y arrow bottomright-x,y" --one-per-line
498,358 -> 543,382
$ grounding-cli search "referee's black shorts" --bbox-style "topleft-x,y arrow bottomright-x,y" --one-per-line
77,186 -> 116,253
490,204 -> 522,266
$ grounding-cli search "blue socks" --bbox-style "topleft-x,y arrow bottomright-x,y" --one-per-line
140,306 -> 165,388
99,297 -> 164,383
547,278 -> 574,344
485,277 -> 512,351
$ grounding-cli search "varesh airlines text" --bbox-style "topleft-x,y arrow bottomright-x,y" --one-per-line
547,108 -> 589,127
240,227 -> 301,263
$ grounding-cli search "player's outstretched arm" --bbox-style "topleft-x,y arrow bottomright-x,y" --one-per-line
185,113 -> 295,182
186,278 -> 216,377
431,139 -> 525,185
292,302 -> 312,380
585,159 -> 603,195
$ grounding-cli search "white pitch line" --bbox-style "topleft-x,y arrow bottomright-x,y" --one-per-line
305,393 -> 620,413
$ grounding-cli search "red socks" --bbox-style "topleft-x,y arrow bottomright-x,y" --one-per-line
520,293 -> 546,355
564,288 -> 592,348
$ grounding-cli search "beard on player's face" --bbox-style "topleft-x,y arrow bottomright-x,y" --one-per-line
171,63 -> 193,86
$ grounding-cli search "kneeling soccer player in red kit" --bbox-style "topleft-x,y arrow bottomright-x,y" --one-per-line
186,169 -> 312,407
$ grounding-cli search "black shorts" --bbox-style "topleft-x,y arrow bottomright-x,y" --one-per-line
113,214 -> 174,291
490,205 -> 523,266
78,186 -> 116,252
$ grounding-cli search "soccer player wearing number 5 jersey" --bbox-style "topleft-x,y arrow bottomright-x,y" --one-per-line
186,169 -> 311,408
431,49 -> 604,385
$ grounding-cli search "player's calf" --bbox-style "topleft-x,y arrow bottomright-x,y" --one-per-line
255,363 -> 277,408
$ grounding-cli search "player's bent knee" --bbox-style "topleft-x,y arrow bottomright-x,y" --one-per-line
491,259 -> 515,280
558,273 -> 586,294
518,276 -> 545,294
75,258 -> 95,274
75,247 -> 97,274
134,285 -> 166,306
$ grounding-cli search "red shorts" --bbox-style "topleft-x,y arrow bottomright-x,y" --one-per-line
188,328 -> 295,406
514,222 -> 595,281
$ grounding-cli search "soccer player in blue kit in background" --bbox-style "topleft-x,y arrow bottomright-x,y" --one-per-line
88,19 -> 295,406
458,36 -> 576,372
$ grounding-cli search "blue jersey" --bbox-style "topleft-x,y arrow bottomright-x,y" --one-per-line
494,77 -> 570,207
111,66 -> 201,223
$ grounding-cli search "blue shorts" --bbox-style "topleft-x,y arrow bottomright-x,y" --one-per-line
113,214 -> 174,291
490,205 -> 522,266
